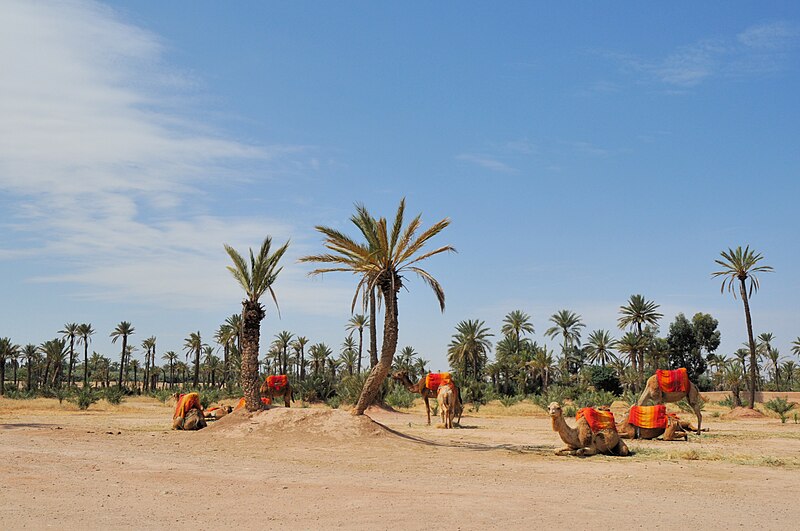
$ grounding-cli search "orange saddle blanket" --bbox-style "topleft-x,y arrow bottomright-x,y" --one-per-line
266,375 -> 288,391
657,368 -> 689,393
628,405 -> 667,429
173,392 -> 203,420
233,396 -> 271,411
576,407 -> 617,433
425,372 -> 452,391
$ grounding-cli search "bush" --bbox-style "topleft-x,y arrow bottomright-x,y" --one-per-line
764,397 -> 796,423
563,404 -> 577,417
326,396 -> 342,409
150,389 -> 175,403
3,389 -> 36,400
336,374 -> 367,405
717,394 -> 736,410
385,385 -> 415,409
295,376 -> 336,403
677,398 -> 705,413
584,365 -> 622,395
531,386 -> 573,410
199,389 -> 222,409
70,388 -> 99,410
575,390 -> 616,409
103,388 -> 125,405
499,395 -> 522,407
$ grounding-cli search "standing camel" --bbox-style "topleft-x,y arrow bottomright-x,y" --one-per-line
638,368 -> 703,434
392,370 -> 462,426
259,375 -> 294,407
437,384 -> 456,429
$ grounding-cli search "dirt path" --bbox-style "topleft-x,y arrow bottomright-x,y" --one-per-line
2,398 -> 799,530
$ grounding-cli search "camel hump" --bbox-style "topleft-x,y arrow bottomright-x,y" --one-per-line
656,368 -> 689,393
425,372 -> 452,391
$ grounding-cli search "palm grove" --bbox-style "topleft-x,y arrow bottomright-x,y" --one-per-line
1,198 -> 797,412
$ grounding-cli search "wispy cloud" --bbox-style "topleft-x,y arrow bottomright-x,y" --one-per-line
0,0 -> 336,313
456,153 -> 518,173
598,21 -> 799,89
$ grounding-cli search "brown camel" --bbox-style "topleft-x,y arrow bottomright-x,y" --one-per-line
616,410 -> 689,441
204,405 -> 233,420
172,392 -> 207,431
548,402 -> 629,457
259,377 -> 294,407
391,370 -> 463,426
638,370 -> 703,434
437,384 -> 456,429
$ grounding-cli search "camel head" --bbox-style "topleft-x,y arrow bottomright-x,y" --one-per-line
391,370 -> 409,382
547,402 -> 563,418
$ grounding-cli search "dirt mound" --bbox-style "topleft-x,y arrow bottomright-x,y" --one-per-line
205,407 -> 387,440
722,407 -> 767,420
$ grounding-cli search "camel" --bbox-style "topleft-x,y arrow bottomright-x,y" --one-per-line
392,370 -> 463,426
616,409 -> 689,441
548,402 -> 629,457
638,369 -> 703,434
437,384 -> 456,429
259,376 -> 294,407
172,392 -> 207,431
204,405 -> 233,420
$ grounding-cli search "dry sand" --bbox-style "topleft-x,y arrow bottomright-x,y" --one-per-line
2,396 -> 799,530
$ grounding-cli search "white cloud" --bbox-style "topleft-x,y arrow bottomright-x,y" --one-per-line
737,21 -> 799,49
456,153 -> 518,173
0,0 -> 333,313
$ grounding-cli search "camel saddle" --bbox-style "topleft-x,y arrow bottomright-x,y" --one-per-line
173,392 -> 203,420
576,407 -> 617,433
266,375 -> 288,390
233,396 -> 271,411
425,372 -> 452,391
628,404 -> 668,429
656,368 -> 689,393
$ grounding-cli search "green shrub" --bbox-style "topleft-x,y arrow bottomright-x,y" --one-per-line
385,385 -> 415,409
336,374 -> 367,405
563,404 -> 577,417
3,389 -> 36,400
584,365 -> 622,395
499,395 -> 522,407
620,390 -> 638,407
531,386 -> 574,409
717,394 -> 736,410
574,390 -> 616,409
677,398 -> 705,413
199,389 -> 222,409
764,397 -> 796,423
326,396 -> 342,409
151,389 -> 174,403
70,388 -> 99,410
103,388 -> 125,405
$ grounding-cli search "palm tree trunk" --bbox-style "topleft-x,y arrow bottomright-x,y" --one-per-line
83,343 -> 89,389
193,347 -> 200,388
357,329 -> 363,373
118,336 -> 127,390
241,301 -> 265,411
369,287 -> 378,368
355,286 -> 398,415
739,279 -> 758,408
27,358 -> 33,392
67,337 -> 74,388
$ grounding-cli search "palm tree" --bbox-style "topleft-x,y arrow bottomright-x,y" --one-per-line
215,324 -> 236,390
792,337 -> 800,357
141,336 -> 156,392
183,332 -> 203,388
545,310 -> 585,359
0,338 -> 16,395
713,246 -> 773,408
617,295 -> 662,389
447,320 -> 493,381
346,314 -> 369,373
310,343 -> 332,377
782,360 -> 796,389
585,329 -> 618,367
224,236 -> 290,411
40,338 -> 67,388
300,199 -> 454,415
527,346 -> 556,393
22,344 -> 37,392
59,323 -> 79,387
76,324 -> 95,388
339,335 -> 358,376
293,336 -> 309,380
110,321 -> 135,390
162,351 -> 178,389
501,310 -> 535,352
757,332 -> 780,388
273,331 -> 294,375
130,359 -> 140,391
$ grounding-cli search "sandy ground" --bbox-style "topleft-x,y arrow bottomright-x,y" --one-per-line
2,397 -> 799,530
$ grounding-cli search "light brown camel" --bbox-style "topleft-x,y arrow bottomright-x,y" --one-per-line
638,370 -> 703,434
437,384 -> 456,429
616,410 -> 689,441
548,402 -> 629,457
171,392 -> 207,431
392,370 -> 463,426
204,405 -> 233,420
259,377 -> 294,407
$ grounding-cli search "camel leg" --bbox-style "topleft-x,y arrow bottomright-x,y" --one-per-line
424,395 -> 431,425
576,445 -> 597,457
555,447 -> 578,456
613,440 -> 630,456
284,390 -> 290,408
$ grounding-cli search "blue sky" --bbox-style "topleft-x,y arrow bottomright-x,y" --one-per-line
1,1 -> 798,371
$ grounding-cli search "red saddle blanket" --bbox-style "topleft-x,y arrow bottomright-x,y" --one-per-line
628,404 -> 667,429
173,392 -> 203,419
425,372 -> 452,391
657,368 -> 689,393
576,407 -> 617,433
266,375 -> 288,390
233,396 -> 270,411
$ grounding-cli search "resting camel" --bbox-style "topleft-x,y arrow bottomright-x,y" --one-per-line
204,405 -> 233,420
392,370 -> 463,426
638,368 -> 703,434
172,392 -> 207,431
548,402 -> 629,457
259,376 -> 294,407
437,384 -> 456,429
616,407 -> 689,441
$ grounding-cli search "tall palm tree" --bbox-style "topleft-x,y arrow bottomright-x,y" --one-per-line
273,331 -> 294,375
215,324 -> 235,390
76,324 -> 95,389
527,346 -> 556,393
183,331 -> 203,388
310,343 -> 332,377
224,236 -> 289,411
40,338 -> 67,389
713,246 -> 773,408
141,336 -> 156,392
545,310 -> 585,358
585,329 -> 618,367
293,336 -> 309,380
162,351 -> 178,389
617,295 -> 662,389
791,337 -> 800,357
346,314 -> 369,373
0,338 -> 16,395
22,344 -> 37,392
340,335 -> 358,376
757,332 -> 779,388
59,323 -> 79,387
110,321 -> 135,390
300,199 -> 454,415
501,310 -> 535,352
782,360 -> 796,389
447,320 -> 494,381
